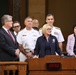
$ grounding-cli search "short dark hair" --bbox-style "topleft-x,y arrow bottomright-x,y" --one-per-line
13,21 -> 20,24
46,14 -> 54,19
24,16 -> 32,21
73,24 -> 76,30
13,21 -> 20,27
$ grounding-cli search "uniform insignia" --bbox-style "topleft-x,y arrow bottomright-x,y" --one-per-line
54,32 -> 59,35
33,35 -> 36,36
52,39 -> 55,43
23,34 -> 27,36
39,27 -> 42,30
55,26 -> 60,30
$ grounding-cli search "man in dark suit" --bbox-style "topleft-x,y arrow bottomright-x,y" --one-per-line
0,14 -> 20,61
0,15 -> 20,75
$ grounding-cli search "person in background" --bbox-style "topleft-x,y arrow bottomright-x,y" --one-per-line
0,15 -> 20,75
33,24 -> 62,58
66,25 -> 76,56
32,19 -> 39,31
45,14 -> 64,51
12,21 -> 21,36
17,16 -> 40,61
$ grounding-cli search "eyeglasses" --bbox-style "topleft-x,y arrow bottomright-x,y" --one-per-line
6,20 -> 13,22
46,28 -> 52,30
13,25 -> 20,28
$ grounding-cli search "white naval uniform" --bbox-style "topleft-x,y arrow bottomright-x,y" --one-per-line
17,28 -> 40,61
51,26 -> 64,55
51,26 -> 64,42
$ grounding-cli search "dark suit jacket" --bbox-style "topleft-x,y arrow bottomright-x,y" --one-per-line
34,35 -> 62,58
0,28 -> 19,61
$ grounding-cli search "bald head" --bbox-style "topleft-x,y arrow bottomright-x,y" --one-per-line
32,19 -> 39,28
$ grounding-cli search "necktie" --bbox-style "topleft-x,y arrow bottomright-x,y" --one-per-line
8,30 -> 15,43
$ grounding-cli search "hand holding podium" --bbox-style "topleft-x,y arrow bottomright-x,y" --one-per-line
33,55 -> 39,58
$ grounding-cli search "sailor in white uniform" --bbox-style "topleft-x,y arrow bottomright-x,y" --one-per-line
17,17 -> 40,61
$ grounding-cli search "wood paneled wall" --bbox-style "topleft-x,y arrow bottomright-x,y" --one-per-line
28,0 -> 45,27
8,0 -> 45,28
46,0 -> 76,52
46,0 -> 76,39
8,0 -> 28,28
8,0 -> 76,52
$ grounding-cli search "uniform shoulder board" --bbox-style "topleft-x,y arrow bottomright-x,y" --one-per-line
39,27 -> 42,30
55,26 -> 61,30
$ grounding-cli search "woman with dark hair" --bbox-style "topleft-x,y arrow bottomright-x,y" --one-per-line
66,25 -> 76,56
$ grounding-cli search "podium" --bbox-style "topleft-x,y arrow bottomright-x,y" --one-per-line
27,55 -> 76,75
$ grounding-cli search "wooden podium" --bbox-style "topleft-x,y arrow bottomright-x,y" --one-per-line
27,55 -> 76,75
